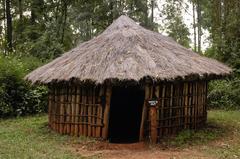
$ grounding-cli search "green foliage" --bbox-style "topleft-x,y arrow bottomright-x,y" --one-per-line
208,78 -> 240,110
28,31 -> 64,60
161,0 -> 191,48
202,0 -> 240,70
0,115 -> 86,158
0,55 -> 48,117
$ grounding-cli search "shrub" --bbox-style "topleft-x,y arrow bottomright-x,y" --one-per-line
0,55 -> 48,117
208,77 -> 240,110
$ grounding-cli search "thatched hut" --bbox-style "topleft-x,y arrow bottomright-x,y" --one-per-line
25,15 -> 231,143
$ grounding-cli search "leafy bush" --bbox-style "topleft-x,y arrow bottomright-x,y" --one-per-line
0,55 -> 48,117
208,77 -> 240,110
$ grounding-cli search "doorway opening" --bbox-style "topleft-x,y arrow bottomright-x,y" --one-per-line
108,86 -> 145,143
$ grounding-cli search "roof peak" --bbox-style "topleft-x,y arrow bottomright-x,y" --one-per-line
104,15 -> 139,33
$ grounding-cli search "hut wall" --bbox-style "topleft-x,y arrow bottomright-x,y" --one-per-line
48,84 -> 110,138
143,80 -> 208,143
48,80 -> 208,142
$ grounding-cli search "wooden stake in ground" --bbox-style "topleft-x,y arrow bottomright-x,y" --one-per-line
103,86 -> 112,139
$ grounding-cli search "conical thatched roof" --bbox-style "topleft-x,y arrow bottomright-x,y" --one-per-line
25,15 -> 231,84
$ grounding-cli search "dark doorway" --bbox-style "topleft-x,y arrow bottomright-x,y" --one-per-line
108,86 -> 145,143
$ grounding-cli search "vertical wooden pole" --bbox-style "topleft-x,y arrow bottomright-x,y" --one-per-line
79,87 -> 83,136
197,82 -> 200,127
60,88 -> 64,134
155,85 -> 160,141
194,82 -> 198,129
204,81 -> 208,123
97,86 -> 104,138
53,87 -> 57,131
139,84 -> 150,141
201,81 -> 204,125
199,82 -> 202,125
160,85 -> 165,137
48,85 -> 52,128
179,83 -> 184,130
57,87 -> 61,133
159,84 -> 166,138
150,106 -> 157,143
92,87 -> 96,137
51,86 -> 55,130
88,86 -> 93,137
62,87 -> 66,134
193,82 -> 196,129
165,85 -> 169,135
102,85 -> 112,139
75,86 -> 80,136
173,83 -> 178,134
189,83 -> 193,128
70,86 -> 75,135
67,86 -> 71,134
169,84 -> 173,134
82,87 -> 87,136
184,83 -> 189,129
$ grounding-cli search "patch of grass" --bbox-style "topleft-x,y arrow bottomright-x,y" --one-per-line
0,115 -> 93,159
1,110 -> 240,159
161,110 -> 240,158
161,122 -> 225,148
204,110 -> 240,159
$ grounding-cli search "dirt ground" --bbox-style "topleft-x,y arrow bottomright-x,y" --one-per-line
71,141 -> 213,159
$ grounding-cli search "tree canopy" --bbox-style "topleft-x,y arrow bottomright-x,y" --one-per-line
0,0 -> 240,115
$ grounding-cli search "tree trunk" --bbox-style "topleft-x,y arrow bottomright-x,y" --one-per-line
109,0 -> 114,24
151,0 -> 154,23
192,1 -> 197,52
144,0 -> 149,27
2,0 -> 6,54
19,0 -> 23,22
30,2 -> 36,24
212,0 -> 222,55
5,0 -> 12,52
197,0 -> 201,53
61,0 -> 67,44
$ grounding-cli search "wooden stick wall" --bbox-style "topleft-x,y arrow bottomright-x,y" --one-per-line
48,84 -> 110,138
48,81 -> 208,142
145,81 -> 208,143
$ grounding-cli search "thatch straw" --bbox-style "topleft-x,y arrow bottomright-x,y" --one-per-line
25,15 -> 232,84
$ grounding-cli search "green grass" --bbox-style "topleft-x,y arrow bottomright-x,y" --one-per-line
1,110 -> 240,159
0,115 -> 93,159
163,110 -> 240,158
205,110 -> 240,158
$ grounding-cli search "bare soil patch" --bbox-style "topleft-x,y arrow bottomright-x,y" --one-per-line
71,140 -> 213,159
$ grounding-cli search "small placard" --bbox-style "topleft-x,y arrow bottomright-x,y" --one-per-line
148,100 -> 159,106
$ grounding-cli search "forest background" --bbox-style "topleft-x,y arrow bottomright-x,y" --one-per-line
0,0 -> 239,117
